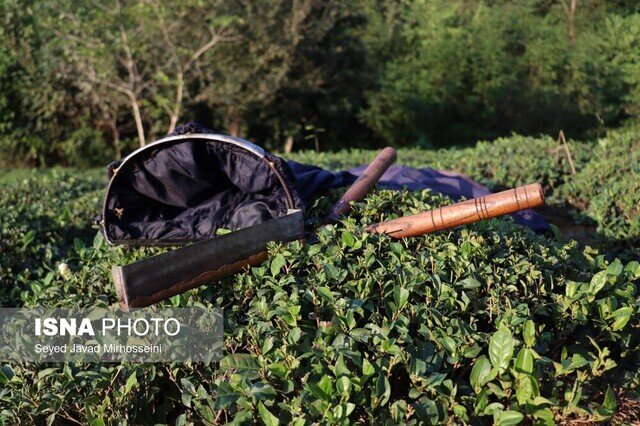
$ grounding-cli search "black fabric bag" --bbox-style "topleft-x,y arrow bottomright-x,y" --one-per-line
101,123 -> 302,246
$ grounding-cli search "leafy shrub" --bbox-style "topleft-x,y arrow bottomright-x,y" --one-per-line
0,178 -> 638,424
559,131 -> 640,242
289,134 -> 591,191
0,169 -> 104,305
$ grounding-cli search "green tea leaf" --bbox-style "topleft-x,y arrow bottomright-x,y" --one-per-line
495,410 -> 524,426
324,264 -> 341,281
362,358 -> 375,377
531,408 -> 554,425
413,397 -> 445,423
336,376 -> 351,397
258,401 -> 280,426
0,365 -> 15,384
124,371 -> 137,395
249,383 -> 277,400
625,261 -> 640,278
341,231 -> 356,248
515,348 -> 534,375
489,327 -> 514,373
393,287 -> 410,311
602,385 -> 617,412
606,260 -> 623,277
523,320 -> 536,347
515,375 -> 539,404
270,254 -> 286,276
317,286 -> 334,304
220,354 -> 261,379
261,336 -> 274,355
268,363 -> 288,379
308,375 -> 333,400
374,372 -> 391,407
588,271 -> 607,295
213,382 -> 239,409
37,368 -> 58,380
470,355 -> 495,392
610,307 -> 633,331
460,277 -> 481,289
22,230 -> 36,248
73,237 -> 85,253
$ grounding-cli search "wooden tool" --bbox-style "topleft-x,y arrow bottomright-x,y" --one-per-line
366,183 -> 544,238
326,147 -> 397,222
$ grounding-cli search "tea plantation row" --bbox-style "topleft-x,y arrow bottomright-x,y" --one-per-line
0,131 -> 638,424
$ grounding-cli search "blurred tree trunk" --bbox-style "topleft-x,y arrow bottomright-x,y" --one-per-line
129,96 -> 146,147
228,116 -> 242,137
196,0 -> 340,142
560,0 -> 577,45
283,135 -> 294,153
116,1 -> 146,146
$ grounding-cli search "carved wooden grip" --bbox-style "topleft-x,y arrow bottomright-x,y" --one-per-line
327,147 -> 397,221
366,183 -> 545,238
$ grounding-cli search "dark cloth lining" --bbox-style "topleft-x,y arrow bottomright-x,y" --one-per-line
104,139 -> 298,243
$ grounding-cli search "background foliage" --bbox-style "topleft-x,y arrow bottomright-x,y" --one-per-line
2,0 -> 640,166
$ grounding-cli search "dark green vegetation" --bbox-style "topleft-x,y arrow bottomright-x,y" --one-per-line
2,0 -> 640,166
1,132 -> 638,424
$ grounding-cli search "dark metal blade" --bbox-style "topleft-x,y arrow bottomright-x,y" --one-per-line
112,209 -> 304,309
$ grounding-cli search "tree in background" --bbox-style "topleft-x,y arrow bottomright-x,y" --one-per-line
1,0 -> 91,166
192,0 -> 370,153
0,0 -> 367,164
1,0 -> 640,165
0,0 -> 225,164
360,0 -> 640,147
44,0 -> 239,149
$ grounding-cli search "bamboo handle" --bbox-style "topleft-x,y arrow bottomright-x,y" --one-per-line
366,183 -> 545,238
327,147 -> 397,221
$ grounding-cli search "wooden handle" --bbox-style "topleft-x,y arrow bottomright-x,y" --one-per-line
366,183 -> 545,238
327,147 -> 397,221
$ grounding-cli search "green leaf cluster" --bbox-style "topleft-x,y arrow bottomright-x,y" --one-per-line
1,168 -> 638,424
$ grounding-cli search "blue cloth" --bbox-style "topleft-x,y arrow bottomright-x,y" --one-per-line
288,161 -> 550,233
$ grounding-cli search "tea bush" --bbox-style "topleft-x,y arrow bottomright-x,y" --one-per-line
289,134 -> 592,191
0,169 -> 105,306
0,133 -> 638,424
559,131 -> 640,242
